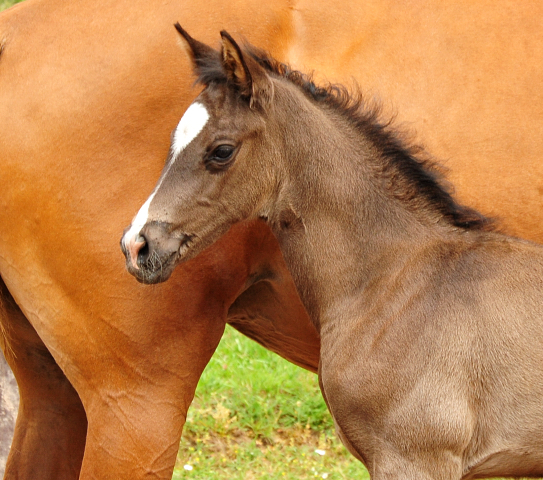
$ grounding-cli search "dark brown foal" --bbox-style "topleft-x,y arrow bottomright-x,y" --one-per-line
123,28 -> 543,479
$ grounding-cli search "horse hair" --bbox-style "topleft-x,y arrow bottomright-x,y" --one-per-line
195,42 -> 493,232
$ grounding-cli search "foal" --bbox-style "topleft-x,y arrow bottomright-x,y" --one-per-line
122,26 -> 543,479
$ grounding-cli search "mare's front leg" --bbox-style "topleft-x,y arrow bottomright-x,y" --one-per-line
0,280 -> 87,480
71,303 -> 226,480
70,240 -> 246,479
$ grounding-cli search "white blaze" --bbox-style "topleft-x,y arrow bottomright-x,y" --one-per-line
123,102 -> 209,247
172,102 -> 210,157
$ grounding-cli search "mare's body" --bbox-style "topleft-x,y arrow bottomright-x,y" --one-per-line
123,29 -> 543,479
2,0 -> 543,478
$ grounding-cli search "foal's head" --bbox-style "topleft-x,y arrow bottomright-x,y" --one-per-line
121,25 -> 489,284
121,25 -> 298,282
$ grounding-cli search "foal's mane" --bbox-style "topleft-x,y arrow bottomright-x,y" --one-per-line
197,42 -> 493,232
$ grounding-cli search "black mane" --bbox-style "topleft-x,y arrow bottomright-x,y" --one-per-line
195,43 -> 493,232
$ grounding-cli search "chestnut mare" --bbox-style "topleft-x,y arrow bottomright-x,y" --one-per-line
1,0 -> 543,478
124,27 -> 543,479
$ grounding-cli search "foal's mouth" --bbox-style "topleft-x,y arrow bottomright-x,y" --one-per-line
136,233 -> 199,284
177,233 -> 194,261
129,250 -> 178,284
121,231 -> 196,284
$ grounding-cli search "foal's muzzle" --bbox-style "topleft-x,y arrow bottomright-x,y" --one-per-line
121,222 -> 187,284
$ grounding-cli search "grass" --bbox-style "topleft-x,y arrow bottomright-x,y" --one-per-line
174,325 -> 368,479
0,0 -> 22,11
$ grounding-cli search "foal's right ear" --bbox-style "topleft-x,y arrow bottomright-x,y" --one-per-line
174,23 -> 218,78
220,31 -> 274,110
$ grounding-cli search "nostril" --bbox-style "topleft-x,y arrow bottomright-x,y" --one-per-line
128,234 -> 147,270
136,235 -> 149,262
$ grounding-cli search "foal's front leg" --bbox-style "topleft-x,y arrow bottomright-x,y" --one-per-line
368,450 -> 464,480
319,351 -> 468,480
328,413 -> 466,480
319,384 -> 467,480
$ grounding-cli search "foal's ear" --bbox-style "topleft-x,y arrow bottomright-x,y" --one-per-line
220,31 -> 273,110
174,23 -> 218,78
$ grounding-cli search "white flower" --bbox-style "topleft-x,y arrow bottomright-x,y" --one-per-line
315,449 -> 326,456
183,465 -> 194,471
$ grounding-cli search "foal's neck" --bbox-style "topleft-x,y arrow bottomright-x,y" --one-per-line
266,92 -> 475,330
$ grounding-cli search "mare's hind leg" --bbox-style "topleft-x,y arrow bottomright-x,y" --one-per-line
0,351 -> 18,476
0,279 -> 87,480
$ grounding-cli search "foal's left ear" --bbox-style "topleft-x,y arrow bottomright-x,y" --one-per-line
174,23 -> 219,79
220,31 -> 273,110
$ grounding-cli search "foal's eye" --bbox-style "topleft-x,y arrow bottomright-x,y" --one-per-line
211,145 -> 235,161
206,144 -> 237,171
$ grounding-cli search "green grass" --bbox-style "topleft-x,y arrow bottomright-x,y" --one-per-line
0,0 -> 23,11
174,325 -> 368,479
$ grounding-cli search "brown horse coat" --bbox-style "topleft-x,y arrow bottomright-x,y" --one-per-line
126,29 -> 543,479
1,0 -> 543,478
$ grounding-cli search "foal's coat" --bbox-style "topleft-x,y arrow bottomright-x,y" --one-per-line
122,27 -> 543,479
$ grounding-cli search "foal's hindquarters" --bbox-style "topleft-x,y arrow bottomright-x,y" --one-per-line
318,235 -> 543,480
